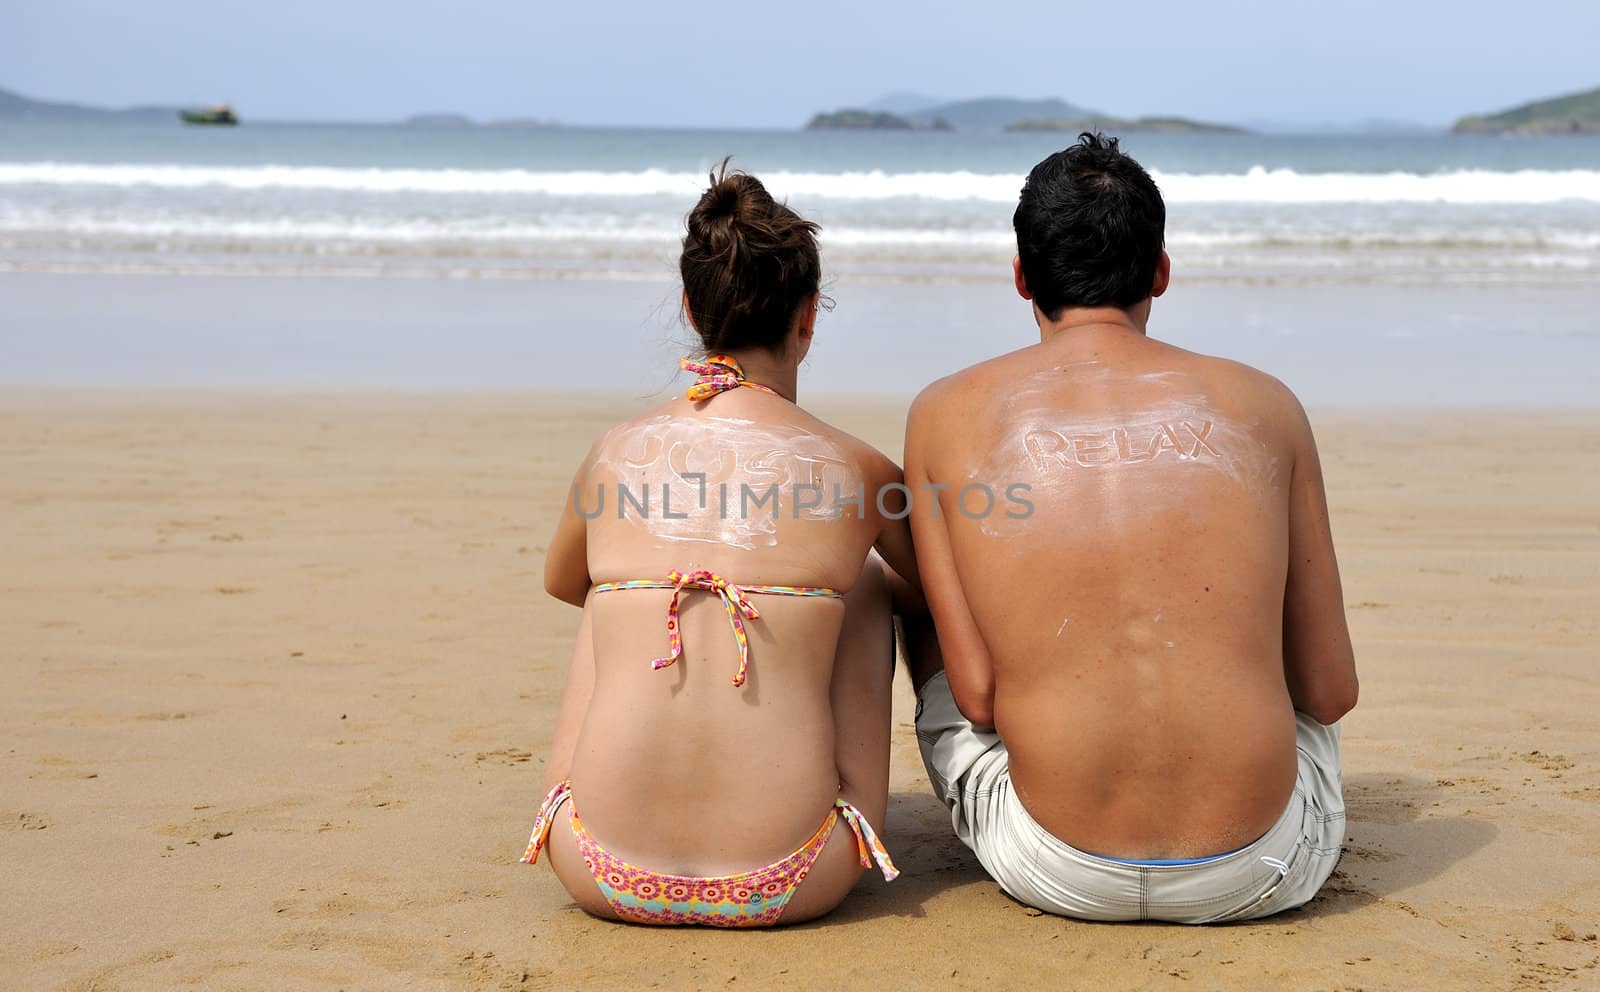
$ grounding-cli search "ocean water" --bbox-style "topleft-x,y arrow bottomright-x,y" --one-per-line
3,120 -> 1599,285
1,119 -> 1597,404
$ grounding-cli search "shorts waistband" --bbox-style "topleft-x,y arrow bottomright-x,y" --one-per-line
1008,781 -> 1307,875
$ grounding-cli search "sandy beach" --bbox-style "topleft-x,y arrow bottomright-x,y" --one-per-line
3,388 -> 1598,992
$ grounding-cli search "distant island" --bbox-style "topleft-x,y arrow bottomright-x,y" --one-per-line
0,85 -> 180,123
805,109 -> 950,130
806,95 -> 1243,134
1453,85 -> 1600,134
1008,116 -> 1243,135
403,112 -> 476,129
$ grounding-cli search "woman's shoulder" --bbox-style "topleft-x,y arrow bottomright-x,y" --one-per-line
583,399 -> 683,453
785,405 -> 902,486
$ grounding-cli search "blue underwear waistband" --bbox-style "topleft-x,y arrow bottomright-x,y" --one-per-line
1092,845 -> 1247,867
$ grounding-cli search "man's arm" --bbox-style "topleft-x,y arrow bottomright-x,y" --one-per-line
1280,394 -> 1359,725
905,390 -> 997,728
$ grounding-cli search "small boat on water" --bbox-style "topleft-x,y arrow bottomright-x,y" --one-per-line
180,105 -> 238,126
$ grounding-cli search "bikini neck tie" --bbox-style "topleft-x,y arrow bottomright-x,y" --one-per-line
651,569 -> 762,687
682,354 -> 780,402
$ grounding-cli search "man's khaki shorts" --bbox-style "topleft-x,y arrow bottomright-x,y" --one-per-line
915,672 -> 1345,923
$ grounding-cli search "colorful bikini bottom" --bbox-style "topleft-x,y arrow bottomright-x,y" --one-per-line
522,781 -> 897,927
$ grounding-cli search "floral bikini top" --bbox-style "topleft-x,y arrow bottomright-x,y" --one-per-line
592,355 -> 844,688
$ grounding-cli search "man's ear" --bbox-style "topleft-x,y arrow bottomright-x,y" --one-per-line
1012,255 -> 1032,301
1151,251 -> 1171,299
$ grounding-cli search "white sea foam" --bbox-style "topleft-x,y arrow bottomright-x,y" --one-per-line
5,161 -> 1600,204
3,208 -> 1598,255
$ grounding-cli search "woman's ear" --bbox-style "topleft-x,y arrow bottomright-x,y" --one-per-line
798,293 -> 818,341
682,290 -> 699,333
794,293 -> 818,362
1012,255 -> 1033,301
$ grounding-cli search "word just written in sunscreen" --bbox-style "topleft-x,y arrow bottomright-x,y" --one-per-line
600,416 -> 860,497
587,416 -> 862,549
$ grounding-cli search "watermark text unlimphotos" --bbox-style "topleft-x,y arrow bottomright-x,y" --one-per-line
573,473 -> 1033,521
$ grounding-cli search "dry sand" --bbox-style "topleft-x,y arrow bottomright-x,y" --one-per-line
2,389 -> 1597,991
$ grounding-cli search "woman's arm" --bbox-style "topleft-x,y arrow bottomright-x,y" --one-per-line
867,453 -> 923,597
542,590 -> 597,791
543,461 -> 594,608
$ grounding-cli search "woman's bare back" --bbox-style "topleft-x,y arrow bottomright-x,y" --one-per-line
565,387 -> 898,873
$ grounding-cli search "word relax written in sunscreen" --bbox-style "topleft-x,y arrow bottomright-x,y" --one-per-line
1024,420 -> 1220,469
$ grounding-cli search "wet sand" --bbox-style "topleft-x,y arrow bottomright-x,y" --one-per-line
2,389 -> 1598,991
5,271 -> 1600,406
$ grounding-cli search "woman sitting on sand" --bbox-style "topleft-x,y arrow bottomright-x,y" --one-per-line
522,162 -> 919,927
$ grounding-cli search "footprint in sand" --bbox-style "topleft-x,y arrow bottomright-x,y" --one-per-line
474,748 -> 533,766
1340,843 -> 1397,864
1520,750 -> 1575,772
459,952 -> 557,992
271,891 -> 382,920
3,811 -> 52,831
158,796 -> 310,841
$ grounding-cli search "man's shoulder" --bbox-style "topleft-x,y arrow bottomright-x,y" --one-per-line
1162,344 -> 1303,420
910,348 -> 1034,418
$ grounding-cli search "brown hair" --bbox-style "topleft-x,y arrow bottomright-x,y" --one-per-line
680,159 -> 821,353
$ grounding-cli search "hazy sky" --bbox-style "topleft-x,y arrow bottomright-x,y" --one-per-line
4,1 -> 1597,127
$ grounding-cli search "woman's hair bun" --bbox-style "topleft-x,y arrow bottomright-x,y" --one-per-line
685,164 -> 764,252
693,171 -> 746,224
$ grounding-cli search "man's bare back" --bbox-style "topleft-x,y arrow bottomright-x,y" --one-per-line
907,319 -> 1353,858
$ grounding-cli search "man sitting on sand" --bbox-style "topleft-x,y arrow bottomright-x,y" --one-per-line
901,133 -> 1358,923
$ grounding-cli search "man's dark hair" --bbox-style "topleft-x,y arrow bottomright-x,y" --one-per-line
1012,133 -> 1166,319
